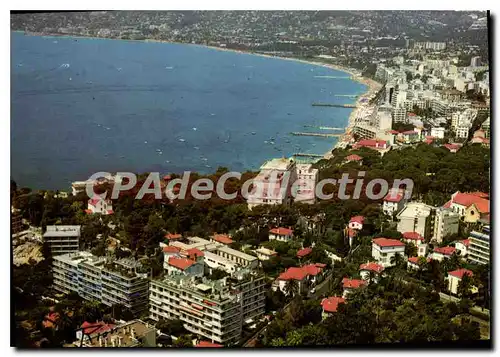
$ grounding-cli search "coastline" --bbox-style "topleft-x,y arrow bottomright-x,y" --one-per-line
16,30 -> 381,161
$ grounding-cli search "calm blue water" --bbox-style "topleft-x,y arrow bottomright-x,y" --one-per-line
11,32 -> 366,190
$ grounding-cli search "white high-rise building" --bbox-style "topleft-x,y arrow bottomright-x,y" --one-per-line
468,226 -> 490,265
43,225 -> 81,256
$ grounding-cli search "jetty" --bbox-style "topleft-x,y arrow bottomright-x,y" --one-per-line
334,94 -> 359,98
290,132 -> 343,138
311,103 -> 357,108
303,125 -> 345,131
292,153 -> 324,158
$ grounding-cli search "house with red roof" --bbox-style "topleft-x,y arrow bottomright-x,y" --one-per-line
321,296 -> 345,319
447,268 -> 475,295
407,256 -> 431,271
470,135 -> 490,147
211,234 -> 233,245
372,238 -> 406,267
455,239 -> 470,257
431,246 -> 457,261
359,262 -> 385,281
42,312 -> 60,329
87,196 -> 113,215
269,227 -> 294,242
402,231 -> 425,245
273,263 -> 326,295
342,277 -> 367,297
348,216 -> 365,230
76,321 -> 116,343
165,255 -> 204,277
352,139 -> 391,154
442,143 -> 461,153
344,154 -> 363,165
296,247 -> 313,259
443,191 -> 490,223
383,188 -> 409,216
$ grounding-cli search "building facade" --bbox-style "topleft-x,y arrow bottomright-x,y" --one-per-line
43,225 -> 81,256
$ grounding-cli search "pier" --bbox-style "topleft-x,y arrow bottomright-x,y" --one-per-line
303,125 -> 345,131
311,103 -> 357,108
290,132 -> 343,138
334,94 -> 359,98
292,153 -> 324,158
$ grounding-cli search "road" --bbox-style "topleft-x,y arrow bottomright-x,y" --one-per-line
242,271 -> 334,347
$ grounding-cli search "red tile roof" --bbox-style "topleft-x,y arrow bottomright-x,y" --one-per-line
163,246 -> 181,253
450,192 -> 489,213
359,262 -> 384,274
346,154 -> 362,161
459,239 -> 471,247
278,267 -> 309,281
212,234 -> 233,245
433,246 -> 456,256
383,188 -> 405,202
168,257 -> 197,270
296,247 -> 313,258
321,296 -> 346,313
186,248 -> 205,259
388,130 -> 400,134
195,341 -> 223,348
402,231 -> 424,241
165,233 -> 182,240
443,143 -> 460,151
43,312 -> 60,329
408,256 -> 431,265
81,321 -> 115,335
270,227 -> 294,236
448,268 -> 473,279
355,139 -> 388,149
342,277 -> 367,289
301,264 -> 323,276
373,237 -> 405,247
401,130 -> 418,135
349,216 -> 365,224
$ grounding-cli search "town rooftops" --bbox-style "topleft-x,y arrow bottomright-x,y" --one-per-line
217,245 -> 257,262
359,262 -> 384,274
373,237 -> 405,247
168,257 -> 197,270
296,247 -> 313,258
408,256 -> 431,265
80,321 -> 115,336
211,234 -> 233,245
278,264 -> 324,281
342,277 -> 367,289
345,154 -> 363,161
349,216 -> 365,224
433,246 -> 456,256
186,248 -> 205,259
383,188 -> 405,202
448,268 -> 473,279
401,130 -> 418,135
354,139 -> 388,149
255,247 -> 278,257
269,227 -> 294,236
402,231 -> 424,241
321,296 -> 346,313
443,143 -> 461,151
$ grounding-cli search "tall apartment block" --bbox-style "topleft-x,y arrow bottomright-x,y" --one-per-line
43,225 -> 81,256
468,226 -> 490,265
52,252 -> 149,316
149,270 -> 265,345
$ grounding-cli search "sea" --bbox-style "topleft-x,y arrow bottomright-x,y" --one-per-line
11,31 -> 366,190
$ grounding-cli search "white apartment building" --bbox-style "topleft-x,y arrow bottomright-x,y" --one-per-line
43,225 -> 81,256
371,238 -> 406,268
468,227 -> 490,265
383,188 -> 408,216
294,164 -> 319,204
447,269 -> 474,295
254,247 -> 277,261
52,252 -> 150,316
396,202 -> 434,239
430,127 -> 445,139
432,207 -> 460,243
455,239 -> 470,258
149,271 -> 265,345
247,158 -> 297,209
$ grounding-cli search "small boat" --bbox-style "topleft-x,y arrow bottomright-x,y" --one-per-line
287,113 -> 293,116
205,165 -> 211,168
165,160 -> 170,163
144,141 -> 148,144
192,127 -> 197,131
165,66 -> 174,70
201,158 -> 208,161
269,141 -> 275,145
264,141 -> 269,144
69,77 -> 72,81
251,132 -> 256,135
179,138 -> 185,142
193,146 -> 200,150
105,127 -> 110,130
156,149 -> 162,152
